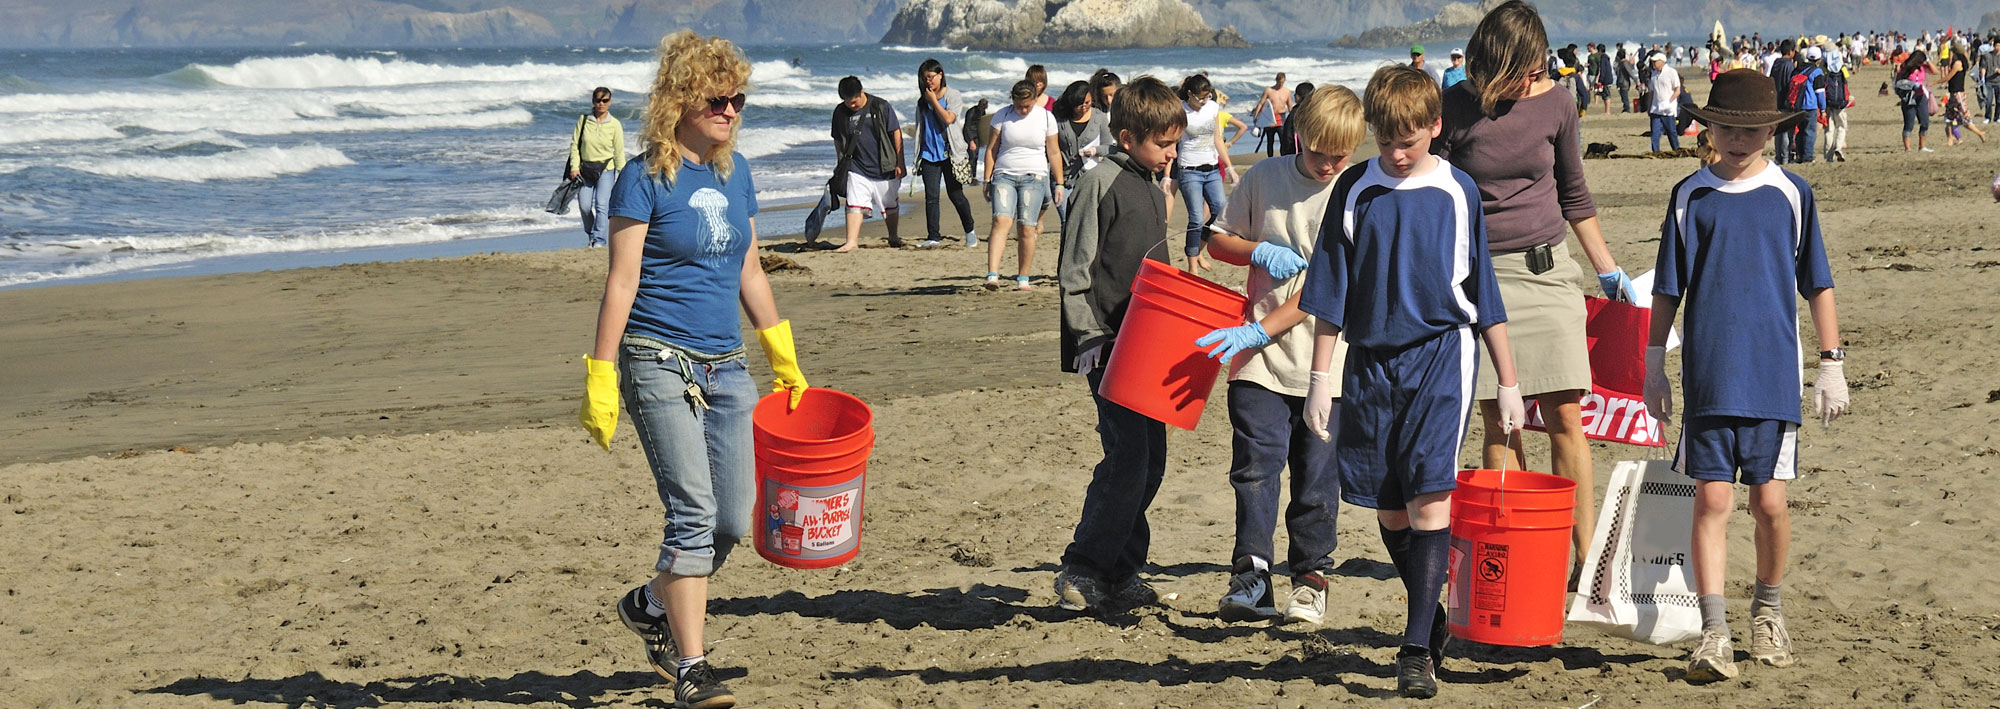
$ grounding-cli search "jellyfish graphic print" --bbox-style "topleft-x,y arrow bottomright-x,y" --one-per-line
687,187 -> 741,265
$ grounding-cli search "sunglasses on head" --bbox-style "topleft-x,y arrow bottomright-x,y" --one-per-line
705,93 -> 748,113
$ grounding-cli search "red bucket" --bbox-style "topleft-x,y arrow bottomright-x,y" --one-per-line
752,389 -> 873,570
1446,468 -> 1577,647
1098,261 -> 1248,430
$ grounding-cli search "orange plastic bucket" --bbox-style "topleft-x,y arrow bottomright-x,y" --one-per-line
1098,262 -> 1248,430
1446,468 -> 1577,647
752,389 -> 873,570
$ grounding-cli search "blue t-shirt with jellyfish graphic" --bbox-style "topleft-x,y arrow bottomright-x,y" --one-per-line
609,152 -> 760,354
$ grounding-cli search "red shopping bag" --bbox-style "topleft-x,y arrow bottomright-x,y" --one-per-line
1523,297 -> 1666,447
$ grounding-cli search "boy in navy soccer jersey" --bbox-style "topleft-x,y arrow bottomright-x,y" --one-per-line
1644,69 -> 1850,683
1299,65 -> 1526,699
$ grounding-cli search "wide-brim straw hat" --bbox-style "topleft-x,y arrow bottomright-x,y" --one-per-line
1684,68 -> 1806,130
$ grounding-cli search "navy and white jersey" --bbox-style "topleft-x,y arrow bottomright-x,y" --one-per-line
1300,158 -> 1506,351
1654,162 -> 1835,424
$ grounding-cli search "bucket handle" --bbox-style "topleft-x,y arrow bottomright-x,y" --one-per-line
1495,429 -> 1519,525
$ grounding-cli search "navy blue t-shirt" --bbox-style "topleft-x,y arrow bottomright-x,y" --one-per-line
1654,162 -> 1835,423
609,153 -> 759,354
1301,158 -> 1506,350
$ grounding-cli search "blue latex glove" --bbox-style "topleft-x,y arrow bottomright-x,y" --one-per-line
1195,321 -> 1272,364
1250,241 -> 1309,280
1597,268 -> 1637,303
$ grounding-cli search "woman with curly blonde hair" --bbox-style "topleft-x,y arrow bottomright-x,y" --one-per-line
578,29 -> 809,709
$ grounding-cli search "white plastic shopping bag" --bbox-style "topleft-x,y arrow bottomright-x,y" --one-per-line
1566,459 -> 1702,645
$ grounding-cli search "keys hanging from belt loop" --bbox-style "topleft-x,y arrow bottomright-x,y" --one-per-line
669,353 -> 711,411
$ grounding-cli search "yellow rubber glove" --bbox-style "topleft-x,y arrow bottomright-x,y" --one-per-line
757,320 -> 809,410
579,355 -> 619,451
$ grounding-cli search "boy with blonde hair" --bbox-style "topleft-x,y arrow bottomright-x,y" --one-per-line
1194,85 -> 1368,626
1300,65 -> 1524,698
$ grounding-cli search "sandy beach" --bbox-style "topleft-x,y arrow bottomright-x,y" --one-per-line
4,72 -> 1999,707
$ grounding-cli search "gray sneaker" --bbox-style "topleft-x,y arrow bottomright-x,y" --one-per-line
1750,611 -> 1796,667
1218,558 -> 1281,622
1054,567 -> 1109,612
964,230 -> 978,248
1282,571 -> 1327,625
1685,629 -> 1741,682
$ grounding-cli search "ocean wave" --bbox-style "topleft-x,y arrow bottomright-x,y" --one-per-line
735,126 -> 828,159
0,121 -> 124,145
124,107 -> 533,137
168,54 -> 655,90
0,206 -> 564,288
0,145 -> 355,182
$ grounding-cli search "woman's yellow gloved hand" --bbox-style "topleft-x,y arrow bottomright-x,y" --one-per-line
757,320 -> 809,410
579,355 -> 620,451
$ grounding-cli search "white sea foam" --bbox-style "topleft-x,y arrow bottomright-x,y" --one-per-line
0,145 -> 356,182
186,54 -> 654,90
0,121 -> 124,145
125,107 -> 533,137
0,206 -> 563,288
736,126 -> 828,159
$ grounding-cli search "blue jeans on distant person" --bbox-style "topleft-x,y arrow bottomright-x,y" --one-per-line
1175,166 -> 1226,258
1903,101 -> 1931,137
1789,110 -> 1819,163
620,339 -> 756,578
1227,381 -> 1340,574
580,168 -> 616,247
1650,113 -> 1681,152
1060,365 -> 1169,585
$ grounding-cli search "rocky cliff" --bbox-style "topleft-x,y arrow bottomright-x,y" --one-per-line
1189,0 -> 1447,42
880,0 -> 1249,51
1330,0 -> 1500,48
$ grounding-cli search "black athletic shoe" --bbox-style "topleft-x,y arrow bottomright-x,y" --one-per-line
1429,602 -> 1451,669
1396,646 -> 1439,699
1217,557 -> 1280,622
674,659 -> 737,709
615,585 -> 676,681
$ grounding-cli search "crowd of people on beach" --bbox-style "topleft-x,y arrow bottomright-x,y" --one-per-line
563,1 -> 1888,703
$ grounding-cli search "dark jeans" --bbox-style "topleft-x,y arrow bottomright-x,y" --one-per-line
1617,85 -> 1630,112
1227,381 -> 1339,574
1903,101 -> 1931,137
918,159 -> 974,241
1061,366 -> 1169,584
1786,110 -> 1819,163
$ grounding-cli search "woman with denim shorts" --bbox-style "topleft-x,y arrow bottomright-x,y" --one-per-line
1174,74 -> 1227,270
577,29 -> 810,709
981,79 -> 1064,291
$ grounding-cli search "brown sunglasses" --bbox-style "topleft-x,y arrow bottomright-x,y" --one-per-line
705,93 -> 748,113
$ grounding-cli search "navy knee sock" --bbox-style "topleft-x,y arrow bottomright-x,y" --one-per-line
1378,524 -> 1411,577
1401,527 -> 1451,649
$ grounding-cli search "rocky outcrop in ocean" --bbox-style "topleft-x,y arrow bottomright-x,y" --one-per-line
1330,0 -> 1501,48
881,0 -> 1249,51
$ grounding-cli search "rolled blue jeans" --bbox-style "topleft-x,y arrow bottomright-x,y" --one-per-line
1789,110 -> 1819,163
1227,381 -> 1340,574
1175,166 -> 1225,257
620,339 -> 756,578
579,168 -> 617,246
1649,113 -> 1681,152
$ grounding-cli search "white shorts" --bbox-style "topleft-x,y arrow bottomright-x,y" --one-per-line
845,172 -> 900,216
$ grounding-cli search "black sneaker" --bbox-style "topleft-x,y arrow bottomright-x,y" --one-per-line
1429,602 -> 1451,670
1217,557 -> 1280,622
1054,567 -> 1110,612
1396,645 -> 1439,699
615,585 -> 676,681
1110,575 -> 1160,611
674,659 -> 737,709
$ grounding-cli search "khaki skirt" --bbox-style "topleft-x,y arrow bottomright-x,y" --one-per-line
1475,240 -> 1592,399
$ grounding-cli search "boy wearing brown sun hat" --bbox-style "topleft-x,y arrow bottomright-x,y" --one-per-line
1641,68 -> 1850,684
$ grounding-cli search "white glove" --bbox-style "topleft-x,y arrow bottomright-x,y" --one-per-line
1495,384 -> 1527,434
1306,370 -> 1336,441
1643,345 -> 1672,421
1074,344 -> 1103,376
1815,360 -> 1849,425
